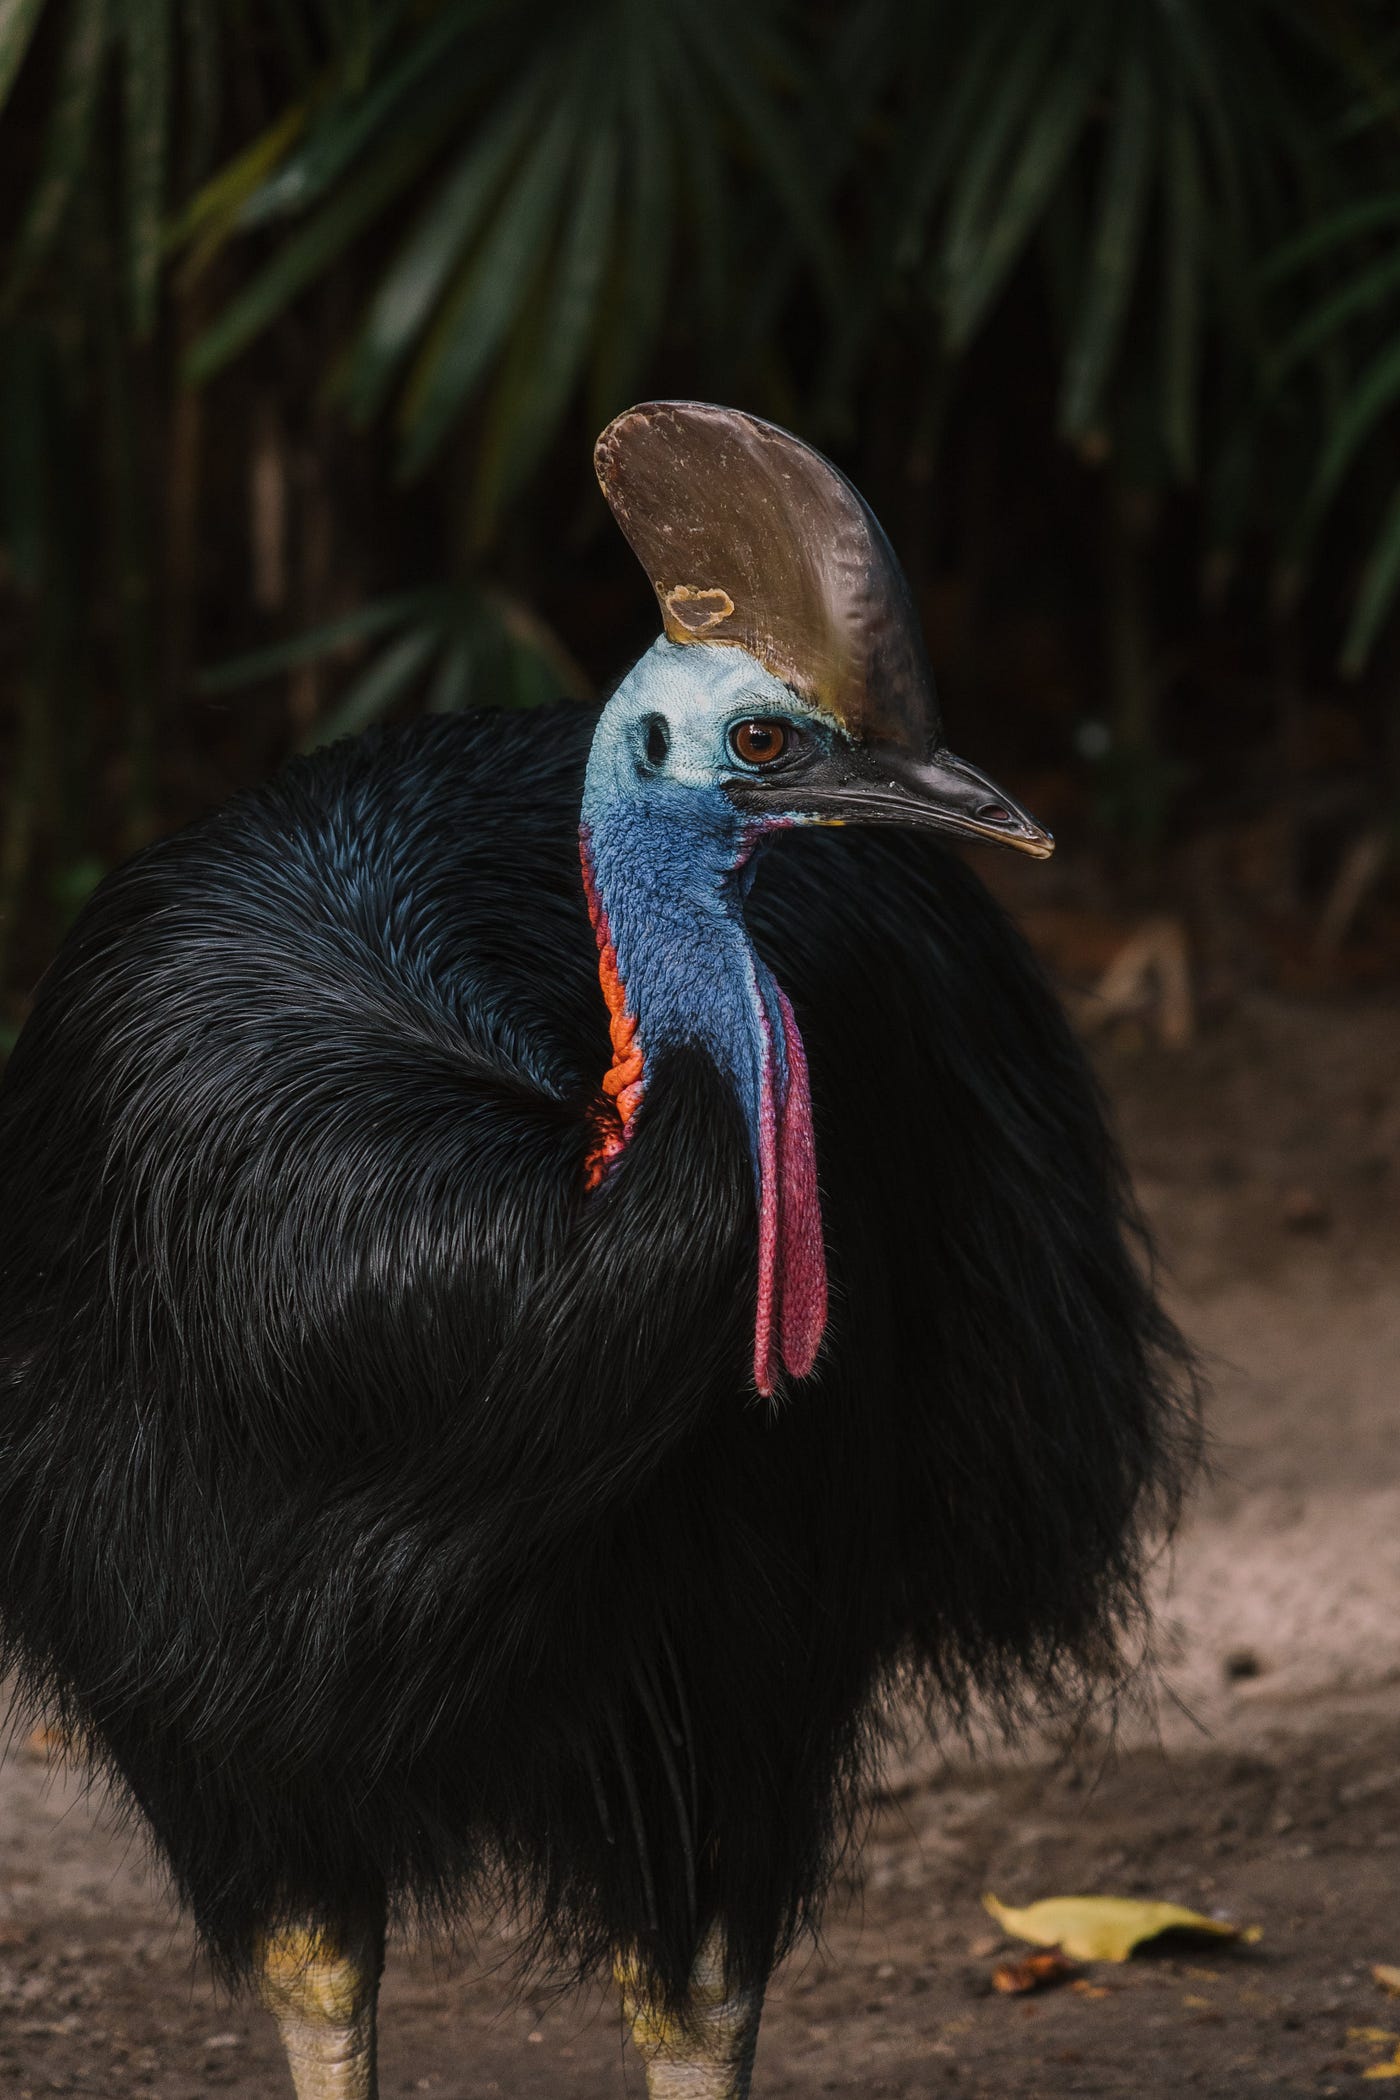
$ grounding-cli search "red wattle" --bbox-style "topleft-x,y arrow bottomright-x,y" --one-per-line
753,987 -> 828,1395
774,986 -> 827,1379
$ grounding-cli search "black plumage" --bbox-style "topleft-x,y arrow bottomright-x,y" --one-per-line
0,704 -> 1193,2013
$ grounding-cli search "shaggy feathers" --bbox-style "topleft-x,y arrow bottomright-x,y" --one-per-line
0,706 -> 1195,2006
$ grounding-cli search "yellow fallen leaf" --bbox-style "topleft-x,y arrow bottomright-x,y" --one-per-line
1352,2028 -> 1400,2045
1363,2063 -> 1400,2082
981,1893 -> 1248,1965
1376,1966 -> 1400,1998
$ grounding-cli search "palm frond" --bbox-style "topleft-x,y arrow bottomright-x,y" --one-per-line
4,0 -> 109,305
0,0 -> 47,104
123,0 -> 174,333
202,582 -> 590,750
841,0 -> 1361,498
185,109 -> 463,382
940,3 -> 1075,349
1059,35 -> 1154,442
396,81 -> 582,476
1342,477 -> 1400,673
169,0 -> 822,487
339,74 -> 548,426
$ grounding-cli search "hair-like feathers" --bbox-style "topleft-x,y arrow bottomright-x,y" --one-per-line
0,707 -> 1196,2007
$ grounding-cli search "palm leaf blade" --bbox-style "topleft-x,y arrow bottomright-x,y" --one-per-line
944,8 -> 1102,351
185,117 -> 455,382
173,104 -> 307,271
1262,192 -> 1400,282
342,75 -> 545,425
305,621 -> 440,747
1061,40 -> 1154,439
5,0 -> 109,300
1268,246 -> 1400,381
1300,334 -> 1400,547
396,91 -> 580,475
692,28 -> 839,305
1342,477 -> 1400,672
241,0 -> 482,227
124,0 -> 173,335
0,0 -> 47,107
594,33 -> 672,417
199,592 -> 432,690
476,119 -> 620,524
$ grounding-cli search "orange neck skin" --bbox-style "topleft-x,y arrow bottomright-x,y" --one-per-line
579,835 -> 644,1190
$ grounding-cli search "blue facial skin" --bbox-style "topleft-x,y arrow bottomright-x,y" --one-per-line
580,638 -> 834,1166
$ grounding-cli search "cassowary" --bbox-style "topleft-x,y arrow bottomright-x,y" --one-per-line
0,404 -> 1192,2098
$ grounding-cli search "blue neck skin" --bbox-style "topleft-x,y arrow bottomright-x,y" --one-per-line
580,640 -> 800,1169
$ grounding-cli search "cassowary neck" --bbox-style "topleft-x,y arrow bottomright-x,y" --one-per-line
579,711 -> 826,1395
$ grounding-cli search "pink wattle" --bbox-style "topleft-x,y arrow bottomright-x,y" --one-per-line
753,986 -> 828,1396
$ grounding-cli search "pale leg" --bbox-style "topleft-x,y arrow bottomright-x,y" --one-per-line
257,1911 -> 384,2100
619,1930 -> 764,2099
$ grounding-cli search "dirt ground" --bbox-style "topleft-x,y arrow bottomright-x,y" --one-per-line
2,988 -> 1399,2098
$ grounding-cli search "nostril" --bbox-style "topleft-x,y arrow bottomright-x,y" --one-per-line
977,801 -> 1012,825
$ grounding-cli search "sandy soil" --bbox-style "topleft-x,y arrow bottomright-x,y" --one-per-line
2,990 -> 1399,2097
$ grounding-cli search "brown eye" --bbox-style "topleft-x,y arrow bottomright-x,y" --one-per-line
729,718 -> 789,766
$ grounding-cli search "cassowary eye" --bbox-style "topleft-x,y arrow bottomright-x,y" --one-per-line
645,715 -> 670,766
729,718 -> 789,766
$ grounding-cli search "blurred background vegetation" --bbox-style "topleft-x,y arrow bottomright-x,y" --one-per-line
3,0 -> 1400,1041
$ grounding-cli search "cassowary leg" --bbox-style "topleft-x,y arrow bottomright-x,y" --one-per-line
256,1911 -> 384,2100
619,1930 -> 764,2098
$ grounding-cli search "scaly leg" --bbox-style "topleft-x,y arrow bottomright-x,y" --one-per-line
256,1909 -> 384,2100
619,1929 -> 764,2099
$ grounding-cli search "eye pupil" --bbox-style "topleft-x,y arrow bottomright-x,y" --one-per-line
730,718 -> 788,766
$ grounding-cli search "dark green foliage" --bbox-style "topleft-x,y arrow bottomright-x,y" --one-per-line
176,0 -> 828,511
202,583 -> 592,740
4,0 -> 1400,1014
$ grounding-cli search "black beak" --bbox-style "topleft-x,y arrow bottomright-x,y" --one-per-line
726,741 -> 1054,859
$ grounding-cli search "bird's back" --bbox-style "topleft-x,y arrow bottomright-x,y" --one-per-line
0,706 -> 1193,2000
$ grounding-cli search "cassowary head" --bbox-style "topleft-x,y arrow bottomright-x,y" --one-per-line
581,402 -> 1054,1397
590,400 -> 1053,857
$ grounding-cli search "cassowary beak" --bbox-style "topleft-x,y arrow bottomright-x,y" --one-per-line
727,742 -> 1055,859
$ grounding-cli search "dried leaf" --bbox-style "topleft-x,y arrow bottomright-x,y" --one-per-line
993,1949 -> 1081,1995
1363,2059 -> 1400,2082
1375,1967 -> 1400,1998
982,1893 -> 1250,1965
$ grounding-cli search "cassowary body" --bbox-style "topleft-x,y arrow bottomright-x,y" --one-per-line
0,407 -> 1192,2096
